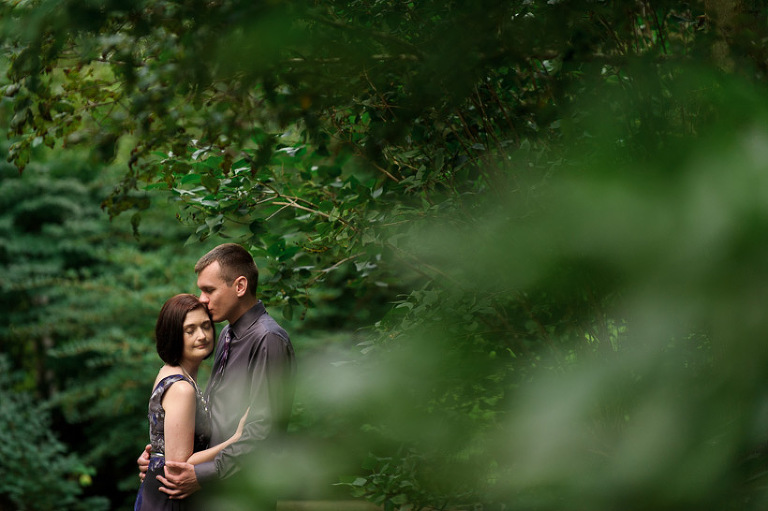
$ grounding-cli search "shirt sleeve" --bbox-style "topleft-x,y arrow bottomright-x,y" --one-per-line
194,460 -> 218,484
212,331 -> 295,480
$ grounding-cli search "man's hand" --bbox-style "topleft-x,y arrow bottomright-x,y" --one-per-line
157,461 -> 201,499
137,444 -> 151,481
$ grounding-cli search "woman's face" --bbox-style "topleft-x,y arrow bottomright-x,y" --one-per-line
181,307 -> 214,366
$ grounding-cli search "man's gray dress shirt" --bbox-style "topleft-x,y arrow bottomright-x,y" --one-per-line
195,301 -> 296,483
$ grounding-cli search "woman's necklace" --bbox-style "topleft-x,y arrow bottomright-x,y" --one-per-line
178,364 -> 210,415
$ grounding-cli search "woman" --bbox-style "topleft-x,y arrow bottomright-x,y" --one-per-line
134,294 -> 246,510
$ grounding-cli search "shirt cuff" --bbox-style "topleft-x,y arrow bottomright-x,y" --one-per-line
194,461 -> 218,484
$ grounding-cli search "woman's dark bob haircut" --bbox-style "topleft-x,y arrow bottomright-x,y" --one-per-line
155,293 -> 215,366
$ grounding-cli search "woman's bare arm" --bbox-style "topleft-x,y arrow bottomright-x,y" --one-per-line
162,381 -> 197,463
163,380 -> 249,466
186,408 -> 249,465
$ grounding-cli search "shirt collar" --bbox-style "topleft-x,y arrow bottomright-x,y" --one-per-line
228,300 -> 266,339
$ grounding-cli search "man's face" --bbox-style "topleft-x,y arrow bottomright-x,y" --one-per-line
197,261 -> 238,323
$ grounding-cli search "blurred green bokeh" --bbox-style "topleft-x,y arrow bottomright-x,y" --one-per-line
213,73 -> 768,511
4,1 -> 768,510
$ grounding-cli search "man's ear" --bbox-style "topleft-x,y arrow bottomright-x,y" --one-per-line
234,276 -> 248,297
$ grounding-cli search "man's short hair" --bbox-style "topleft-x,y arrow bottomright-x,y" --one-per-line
195,243 -> 259,296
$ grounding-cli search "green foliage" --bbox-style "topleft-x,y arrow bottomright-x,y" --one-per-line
0,355 -> 109,511
253,80 -> 768,511
0,153 -> 221,508
0,0 -> 723,294
339,451 -> 461,511
5,1 -> 768,511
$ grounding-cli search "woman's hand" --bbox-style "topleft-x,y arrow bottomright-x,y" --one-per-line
233,407 -> 250,441
184,407 -> 252,466
137,444 -> 151,481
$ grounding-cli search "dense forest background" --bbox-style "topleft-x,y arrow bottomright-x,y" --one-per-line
4,0 -> 768,510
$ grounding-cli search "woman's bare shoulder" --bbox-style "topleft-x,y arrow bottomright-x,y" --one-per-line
153,366 -> 195,395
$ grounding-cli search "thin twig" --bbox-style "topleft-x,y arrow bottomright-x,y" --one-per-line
371,161 -> 401,182
386,242 -> 464,289
271,199 -> 356,231
265,204 -> 291,221
308,252 -> 365,285
307,14 -> 424,60
364,68 -> 397,121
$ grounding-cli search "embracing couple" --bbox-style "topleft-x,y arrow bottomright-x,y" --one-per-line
134,243 -> 297,511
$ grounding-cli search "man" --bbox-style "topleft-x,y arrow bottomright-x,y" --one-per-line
138,243 -> 296,507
